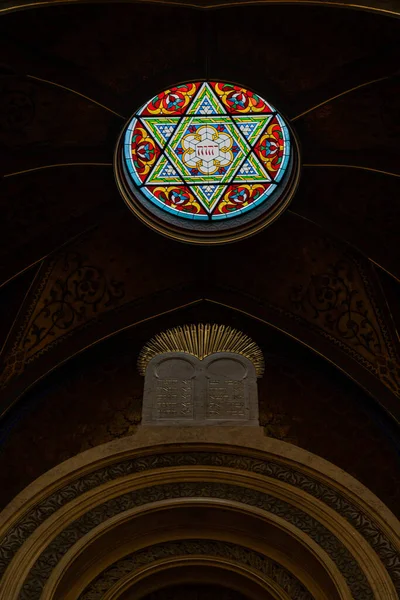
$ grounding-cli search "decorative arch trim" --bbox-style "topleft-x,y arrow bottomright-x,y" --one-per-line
0,432 -> 399,600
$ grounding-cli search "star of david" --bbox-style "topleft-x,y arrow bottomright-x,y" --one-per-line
124,82 -> 291,219
166,117 -> 248,184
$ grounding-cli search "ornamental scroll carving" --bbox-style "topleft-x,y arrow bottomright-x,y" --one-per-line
79,539 -> 313,600
0,252 -> 125,388
288,256 -> 400,397
290,260 -> 382,356
142,353 -> 259,425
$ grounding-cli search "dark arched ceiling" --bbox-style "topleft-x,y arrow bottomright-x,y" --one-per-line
0,0 -> 399,488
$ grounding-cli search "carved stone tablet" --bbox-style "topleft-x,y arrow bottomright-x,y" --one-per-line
142,352 -> 258,425
142,357 -> 195,423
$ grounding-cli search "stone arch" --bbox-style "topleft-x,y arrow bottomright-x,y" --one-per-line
0,431 -> 399,600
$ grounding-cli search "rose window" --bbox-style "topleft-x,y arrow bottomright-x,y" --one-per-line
115,81 -> 300,244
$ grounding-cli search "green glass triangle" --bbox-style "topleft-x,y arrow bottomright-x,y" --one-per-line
186,83 -> 226,116
233,151 -> 271,182
233,115 -> 272,145
141,117 -> 181,147
191,184 -> 227,212
146,155 -> 183,185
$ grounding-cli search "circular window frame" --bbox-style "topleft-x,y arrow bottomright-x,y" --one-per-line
114,80 -> 301,245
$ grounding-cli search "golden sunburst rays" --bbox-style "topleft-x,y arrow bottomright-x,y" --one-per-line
137,323 -> 264,377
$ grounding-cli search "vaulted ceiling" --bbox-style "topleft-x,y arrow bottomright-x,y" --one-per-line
0,0 -> 399,512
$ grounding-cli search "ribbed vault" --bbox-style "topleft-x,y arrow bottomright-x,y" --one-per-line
1,0 -> 400,427
0,4 -> 399,599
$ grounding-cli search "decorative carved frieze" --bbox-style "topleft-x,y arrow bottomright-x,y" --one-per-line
18,480 -> 373,600
79,539 -> 313,600
1,451 -> 398,597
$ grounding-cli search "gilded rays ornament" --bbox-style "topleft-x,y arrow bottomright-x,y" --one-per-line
138,324 -> 265,377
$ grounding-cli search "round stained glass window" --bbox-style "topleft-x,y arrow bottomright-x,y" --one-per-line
115,81 -> 300,244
